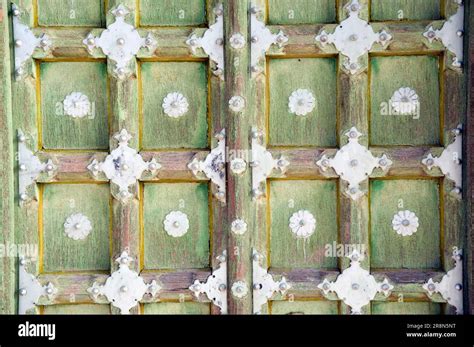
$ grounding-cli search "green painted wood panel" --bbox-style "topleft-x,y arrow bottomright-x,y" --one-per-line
269,58 -> 337,147
143,302 -> 210,314
270,180 -> 338,268
38,0 -> 105,27
43,304 -> 110,314
141,62 -> 208,149
271,301 -> 338,314
370,56 -> 440,146
370,180 -> 441,269
140,0 -> 206,26
268,0 -> 336,24
143,183 -> 210,270
371,0 -> 440,21
371,302 -> 441,314
43,184 -> 110,272
40,62 -> 109,149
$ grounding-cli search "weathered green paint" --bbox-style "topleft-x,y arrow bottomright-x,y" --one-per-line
371,302 -> 441,314
370,179 -> 440,269
267,0 -> 336,25
271,300 -> 338,314
141,62 -> 208,149
370,55 -> 440,146
143,183 -> 209,270
38,0 -> 104,27
140,0 -> 206,26
143,302 -> 210,314
269,58 -> 337,147
43,304 -> 110,314
270,180 -> 338,269
43,184 -> 110,272
40,62 -> 109,150
371,0 -> 440,21
0,0 -> 15,314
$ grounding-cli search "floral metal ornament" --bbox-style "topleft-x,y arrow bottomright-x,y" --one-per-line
186,5 -> 224,77
423,4 -> 464,68
231,218 -> 248,235
188,130 -> 226,202
423,248 -> 463,314
19,258 -> 58,314
317,127 -> 392,200
392,210 -> 419,237
17,130 -> 56,204
189,251 -> 227,314
228,96 -> 246,113
389,87 -> 420,116
87,251 -> 160,314
88,129 -> 161,201
83,4 -> 157,78
251,128 -> 290,198
422,126 -> 462,195
64,213 -> 93,240
162,92 -> 189,118
318,249 -> 393,314
63,92 -> 92,118
12,4 -> 51,79
230,158 -> 247,175
289,210 -> 316,239
250,6 -> 288,75
163,211 -> 190,238
315,0 -> 392,74
231,281 -> 249,299
253,249 -> 290,314
229,33 -> 246,50
288,89 -> 316,116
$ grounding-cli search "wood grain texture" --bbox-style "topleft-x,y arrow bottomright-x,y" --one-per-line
143,182 -> 210,270
224,0 -> 255,314
271,300 -> 338,314
370,0 -> 441,21
370,55 -> 440,146
40,62 -> 109,149
140,0 -> 206,27
42,184 -> 111,272
143,302 -> 210,314
43,303 -> 111,314
267,0 -> 336,25
268,58 -> 337,147
141,61 -> 208,149
269,180 -> 338,268
370,179 -> 441,269
371,302 -> 440,314
37,0 -> 104,27
0,0 -> 15,314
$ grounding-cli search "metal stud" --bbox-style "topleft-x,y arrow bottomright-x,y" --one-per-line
15,39 -> 23,47
120,285 -> 128,293
20,193 -> 28,201
455,283 -> 462,291
116,38 -> 125,46
12,7 -> 21,16
19,288 -> 27,296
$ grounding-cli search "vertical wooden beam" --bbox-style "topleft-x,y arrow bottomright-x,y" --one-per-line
106,0 -> 140,315
225,0 -> 253,314
465,0 -> 474,315
207,0 -> 228,316
0,0 -> 15,314
11,0 -> 40,314
253,0 -> 269,314
337,0 -> 370,315
439,2 -> 467,315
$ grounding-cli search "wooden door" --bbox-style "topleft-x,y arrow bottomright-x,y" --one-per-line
0,0 -> 471,315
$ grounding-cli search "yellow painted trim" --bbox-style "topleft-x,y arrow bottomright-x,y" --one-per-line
139,182 -> 144,270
